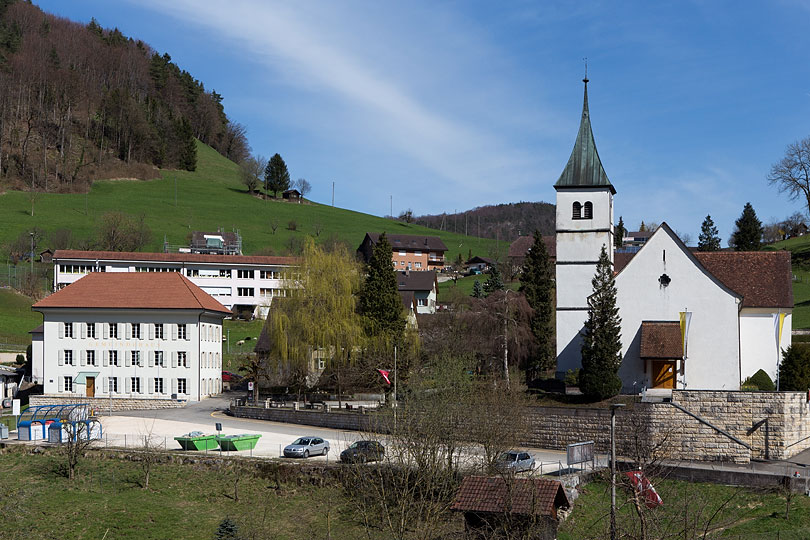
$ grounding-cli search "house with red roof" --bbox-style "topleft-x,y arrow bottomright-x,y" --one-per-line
32,272 -> 230,402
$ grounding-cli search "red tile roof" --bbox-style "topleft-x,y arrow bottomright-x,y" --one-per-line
33,272 -> 231,314
450,476 -> 569,517
508,235 -> 556,259
694,251 -> 793,309
52,249 -> 298,266
640,321 -> 682,358
613,248 -> 792,309
366,233 -> 447,252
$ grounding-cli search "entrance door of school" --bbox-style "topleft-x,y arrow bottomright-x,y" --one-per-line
651,361 -> 676,389
86,377 -> 95,397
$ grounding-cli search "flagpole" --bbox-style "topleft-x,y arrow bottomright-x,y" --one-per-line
776,309 -> 781,391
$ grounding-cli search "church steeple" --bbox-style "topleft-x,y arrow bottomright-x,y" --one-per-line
554,78 -> 615,194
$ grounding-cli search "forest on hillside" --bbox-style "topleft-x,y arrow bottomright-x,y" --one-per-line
0,0 -> 249,192
412,201 -> 555,241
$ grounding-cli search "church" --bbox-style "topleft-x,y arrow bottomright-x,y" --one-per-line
554,78 -> 793,392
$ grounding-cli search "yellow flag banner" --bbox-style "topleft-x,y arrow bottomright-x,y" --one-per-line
774,312 -> 786,350
679,311 -> 692,358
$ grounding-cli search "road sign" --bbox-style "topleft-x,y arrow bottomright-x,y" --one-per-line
12,399 -> 20,417
567,440 -> 595,468
248,381 -> 254,391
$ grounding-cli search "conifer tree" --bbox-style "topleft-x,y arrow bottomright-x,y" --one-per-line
472,280 -> 484,298
264,153 -> 291,198
730,202 -> 763,251
483,265 -> 504,296
176,117 -> 197,171
214,517 -> 242,540
519,230 -> 555,377
697,214 -> 721,251
359,233 -> 405,342
614,216 -> 625,250
579,245 -> 622,401
778,346 -> 810,392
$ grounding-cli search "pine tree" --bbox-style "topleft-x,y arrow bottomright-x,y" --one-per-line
579,245 -> 623,401
778,346 -> 810,392
264,153 -> 291,198
472,280 -> 484,298
697,215 -> 721,251
359,233 -> 405,342
639,221 -> 647,232
214,517 -> 242,540
730,202 -> 763,251
483,265 -> 504,296
519,230 -> 555,377
614,216 -> 625,250
176,117 -> 197,171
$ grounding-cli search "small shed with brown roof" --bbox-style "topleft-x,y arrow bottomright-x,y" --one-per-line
451,476 -> 570,539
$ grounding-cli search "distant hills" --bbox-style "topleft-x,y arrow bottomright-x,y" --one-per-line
413,201 -> 555,241
0,0 -> 248,192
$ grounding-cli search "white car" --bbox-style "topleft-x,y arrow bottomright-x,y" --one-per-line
283,436 -> 330,458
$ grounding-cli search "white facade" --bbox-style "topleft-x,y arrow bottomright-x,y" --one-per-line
615,228 -> 742,391
740,308 -> 792,383
53,251 -> 297,318
36,310 -> 223,401
555,187 -> 614,377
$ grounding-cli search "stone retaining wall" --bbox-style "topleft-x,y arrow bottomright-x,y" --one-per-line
232,406 -> 383,431
30,395 -> 186,412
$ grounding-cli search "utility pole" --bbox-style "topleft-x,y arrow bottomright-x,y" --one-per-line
610,403 -> 625,540
30,232 -> 34,276
332,182 -> 335,207
390,195 -> 393,218
175,176 -> 178,207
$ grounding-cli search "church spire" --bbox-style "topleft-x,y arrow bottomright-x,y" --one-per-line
554,78 -> 615,194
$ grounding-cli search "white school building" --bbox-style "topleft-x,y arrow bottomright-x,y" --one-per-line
51,250 -> 298,319
553,78 -> 792,391
32,272 -> 231,401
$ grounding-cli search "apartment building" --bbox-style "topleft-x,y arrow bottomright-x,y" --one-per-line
52,250 -> 298,318
357,233 -> 448,271
32,272 -> 230,401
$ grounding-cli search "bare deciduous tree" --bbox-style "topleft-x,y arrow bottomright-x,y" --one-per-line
768,137 -> 810,216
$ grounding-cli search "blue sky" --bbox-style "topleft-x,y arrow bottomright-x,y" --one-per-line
36,0 -> 810,243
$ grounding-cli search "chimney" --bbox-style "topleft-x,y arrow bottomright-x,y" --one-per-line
406,267 -> 410,277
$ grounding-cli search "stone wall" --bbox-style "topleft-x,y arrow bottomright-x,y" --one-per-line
30,394 -> 186,412
232,405 -> 383,432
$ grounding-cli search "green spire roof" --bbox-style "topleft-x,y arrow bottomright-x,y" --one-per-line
555,79 -> 615,194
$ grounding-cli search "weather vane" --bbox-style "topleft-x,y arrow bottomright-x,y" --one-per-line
583,57 -> 588,83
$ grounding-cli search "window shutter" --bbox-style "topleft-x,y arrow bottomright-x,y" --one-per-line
149,324 -> 154,340
172,324 -> 177,340
80,350 -> 86,366
125,353 -> 131,367
103,378 -> 109,393
171,352 -> 177,368
185,328 -> 190,341
126,324 -> 131,339
103,350 -> 109,367
58,350 -> 64,366
102,323 -> 108,339
148,377 -> 154,394
148,352 -> 154,368
172,378 -> 178,394
80,323 -> 86,339
59,323 -> 64,339
117,323 -> 123,339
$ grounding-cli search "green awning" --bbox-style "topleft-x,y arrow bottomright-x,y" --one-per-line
74,372 -> 99,384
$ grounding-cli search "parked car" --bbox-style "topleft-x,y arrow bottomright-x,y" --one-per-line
221,371 -> 242,382
340,440 -> 385,463
495,451 -> 535,473
283,436 -> 330,458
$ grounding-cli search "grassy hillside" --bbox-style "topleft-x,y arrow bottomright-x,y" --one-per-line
0,289 -> 42,350
767,236 -> 810,329
0,141 -> 500,263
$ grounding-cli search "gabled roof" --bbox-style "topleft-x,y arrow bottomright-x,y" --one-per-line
396,270 -> 437,292
365,233 -> 447,252
399,290 -> 417,311
614,224 -> 793,309
508,235 -> 556,259
466,256 -> 494,265
640,321 -> 682,358
53,249 -> 297,266
555,79 -> 615,194
33,272 -> 231,314
450,476 -> 569,517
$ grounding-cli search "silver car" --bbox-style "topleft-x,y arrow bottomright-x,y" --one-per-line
283,436 -> 330,458
496,451 -> 535,473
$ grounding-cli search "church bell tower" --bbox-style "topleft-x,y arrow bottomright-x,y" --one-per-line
555,77 -> 616,377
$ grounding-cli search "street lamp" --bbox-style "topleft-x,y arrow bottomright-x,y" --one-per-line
610,403 -> 626,540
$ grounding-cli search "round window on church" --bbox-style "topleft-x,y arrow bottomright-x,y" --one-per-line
659,274 -> 671,287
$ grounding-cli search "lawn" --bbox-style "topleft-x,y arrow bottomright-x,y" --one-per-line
438,273 -> 520,303
0,448 -> 369,540
0,289 -> 42,351
559,477 -> 810,539
222,318 -> 265,373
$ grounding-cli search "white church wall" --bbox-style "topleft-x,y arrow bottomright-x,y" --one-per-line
739,308 -> 792,383
615,229 -> 741,391
556,310 -> 589,375
555,188 -> 614,238
556,264 -> 598,307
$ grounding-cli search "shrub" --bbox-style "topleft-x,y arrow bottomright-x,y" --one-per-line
287,219 -> 297,231
779,345 -> 810,391
564,368 -> 580,386
15,354 -> 25,365
743,369 -> 775,391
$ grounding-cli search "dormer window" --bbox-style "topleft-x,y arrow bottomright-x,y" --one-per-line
572,202 -> 582,219
583,202 -> 593,219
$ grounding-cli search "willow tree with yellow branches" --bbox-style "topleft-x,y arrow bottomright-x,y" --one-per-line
262,237 -> 366,404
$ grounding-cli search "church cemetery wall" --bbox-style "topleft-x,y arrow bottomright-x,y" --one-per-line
523,391 -> 810,465
30,394 -> 186,412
